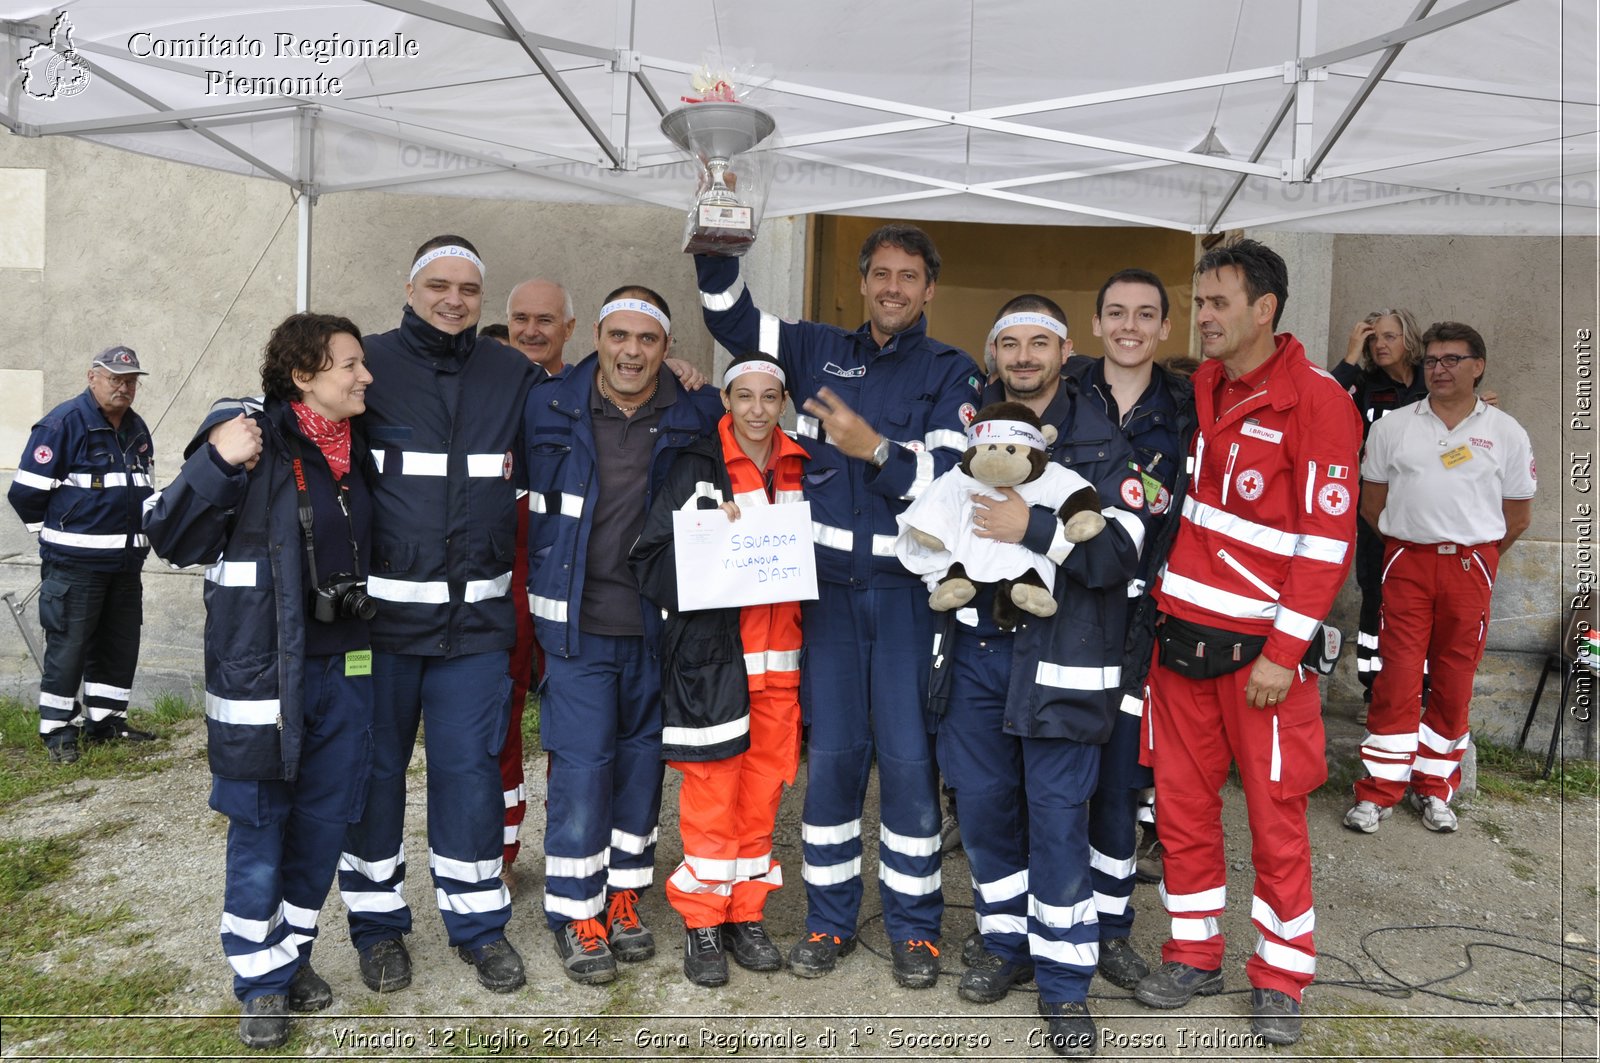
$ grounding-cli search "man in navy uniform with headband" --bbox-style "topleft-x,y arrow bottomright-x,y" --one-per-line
524,286 -> 723,984
338,235 -> 540,994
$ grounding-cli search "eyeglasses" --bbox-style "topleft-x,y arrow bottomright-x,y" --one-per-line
1420,354 -> 1483,370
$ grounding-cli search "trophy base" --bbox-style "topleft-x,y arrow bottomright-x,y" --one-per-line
683,226 -> 758,256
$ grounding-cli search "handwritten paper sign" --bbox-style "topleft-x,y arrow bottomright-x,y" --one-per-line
673,501 -> 819,611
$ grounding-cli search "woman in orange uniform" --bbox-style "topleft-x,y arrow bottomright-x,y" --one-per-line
631,353 -> 809,987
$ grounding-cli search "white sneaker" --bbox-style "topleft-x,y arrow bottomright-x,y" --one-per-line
1342,800 -> 1392,834
1408,792 -> 1458,832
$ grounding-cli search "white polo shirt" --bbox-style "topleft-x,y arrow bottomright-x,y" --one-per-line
1361,397 -> 1536,545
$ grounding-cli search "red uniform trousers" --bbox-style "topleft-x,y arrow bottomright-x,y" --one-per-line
1356,541 -> 1497,807
499,499 -> 545,868
665,684 -> 802,928
1141,649 -> 1326,999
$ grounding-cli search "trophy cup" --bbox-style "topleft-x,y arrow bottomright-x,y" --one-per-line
660,101 -> 776,256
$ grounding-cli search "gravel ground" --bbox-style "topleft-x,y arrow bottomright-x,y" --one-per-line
3,704 -> 1597,1061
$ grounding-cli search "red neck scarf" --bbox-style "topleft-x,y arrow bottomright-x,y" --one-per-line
290,401 -> 352,480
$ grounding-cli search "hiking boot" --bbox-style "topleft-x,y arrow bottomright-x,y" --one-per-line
939,811 -> 962,855
957,949 -> 1034,1004
1343,799 -> 1393,834
238,994 -> 290,1049
554,919 -> 616,984
1133,836 -> 1164,885
357,937 -> 412,993
890,938 -> 941,989
1038,1000 -> 1097,1057
457,937 -> 525,992
84,719 -> 157,743
606,889 -> 655,961
1408,791 -> 1458,832
1096,936 -> 1150,989
1133,961 -> 1224,1009
683,926 -> 729,987
1250,987 -> 1303,1045
286,964 -> 332,1012
960,929 -> 985,968
787,931 -> 856,978
44,731 -> 80,764
722,921 -> 783,971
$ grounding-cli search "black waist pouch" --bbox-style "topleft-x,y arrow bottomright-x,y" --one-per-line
1156,614 -> 1266,679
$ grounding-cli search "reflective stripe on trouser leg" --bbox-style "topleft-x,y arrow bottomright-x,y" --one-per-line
1022,735 -> 1101,1003
502,536 -> 536,867
421,651 -> 514,949
1354,520 -> 1385,691
221,655 -> 375,1000
668,756 -> 743,927
541,634 -> 663,929
729,685 -> 801,923
1088,705 -> 1148,938
934,634 -> 1027,962
81,568 -> 143,725
605,636 -> 663,896
1145,662 -> 1231,971
341,652 -> 424,950
1412,545 -> 1495,803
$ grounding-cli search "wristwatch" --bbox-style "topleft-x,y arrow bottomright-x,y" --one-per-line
869,437 -> 892,467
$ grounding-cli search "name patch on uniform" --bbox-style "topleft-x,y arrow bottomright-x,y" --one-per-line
345,650 -> 373,677
823,362 -> 865,378
1239,421 -> 1283,445
1441,445 -> 1473,469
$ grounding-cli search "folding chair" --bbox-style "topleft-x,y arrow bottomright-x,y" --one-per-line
1517,608 -> 1597,780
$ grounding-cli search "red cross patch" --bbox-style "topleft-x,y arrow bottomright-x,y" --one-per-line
502,451 -> 513,480
1318,482 -> 1351,516
958,402 -> 977,427
1235,468 -> 1265,501
1120,477 -> 1145,508
1149,484 -> 1171,515
32,445 -> 53,465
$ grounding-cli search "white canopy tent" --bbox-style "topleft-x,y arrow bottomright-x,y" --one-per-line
2,0 -> 1595,307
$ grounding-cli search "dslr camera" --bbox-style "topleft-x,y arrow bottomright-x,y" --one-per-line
312,573 -> 377,623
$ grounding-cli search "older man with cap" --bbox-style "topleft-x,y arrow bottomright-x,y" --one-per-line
524,285 -> 723,985
336,235 -> 541,995
9,345 -> 158,763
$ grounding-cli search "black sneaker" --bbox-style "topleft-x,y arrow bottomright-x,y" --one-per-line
84,720 -> 157,743
787,931 -> 856,978
457,937 -> 525,993
554,918 -> 616,984
890,938 -> 941,989
1133,835 -> 1164,885
44,732 -> 80,764
286,964 -> 332,1012
957,949 -> 1034,1004
683,926 -> 729,987
1250,988 -> 1303,1045
238,993 -> 290,1049
1134,961 -> 1223,1009
1096,936 -> 1150,989
722,921 -> 783,971
357,937 -> 412,993
1038,1000 -> 1097,1057
960,929 -> 985,968
606,889 -> 656,962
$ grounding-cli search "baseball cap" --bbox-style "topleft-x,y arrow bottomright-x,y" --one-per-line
90,346 -> 148,375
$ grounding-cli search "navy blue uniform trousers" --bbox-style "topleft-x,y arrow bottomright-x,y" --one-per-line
214,655 -> 371,1002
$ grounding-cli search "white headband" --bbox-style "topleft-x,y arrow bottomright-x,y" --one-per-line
598,298 -> 672,336
408,245 -> 486,283
966,418 -> 1047,450
986,311 -> 1068,348
722,359 -> 786,390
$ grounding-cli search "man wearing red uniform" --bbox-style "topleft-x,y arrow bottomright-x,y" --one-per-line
1344,321 -> 1534,835
1133,240 -> 1360,1046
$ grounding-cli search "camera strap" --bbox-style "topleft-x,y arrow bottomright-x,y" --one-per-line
283,430 -> 323,588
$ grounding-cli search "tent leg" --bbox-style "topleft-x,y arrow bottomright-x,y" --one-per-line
296,192 -> 314,313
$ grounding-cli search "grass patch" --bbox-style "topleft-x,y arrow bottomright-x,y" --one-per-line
1475,738 -> 1600,800
0,696 -> 187,809
523,691 -> 541,750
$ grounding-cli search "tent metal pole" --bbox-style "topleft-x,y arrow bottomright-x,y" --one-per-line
1320,128 -> 1593,180
297,110 -> 316,313
1204,88 -> 1298,233
1305,0 -> 1439,179
1288,0 -> 1319,182
1300,0 -> 1522,69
